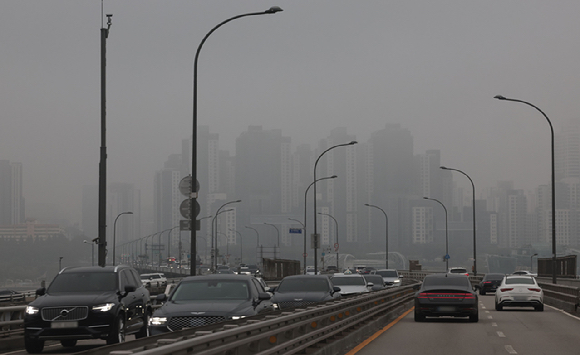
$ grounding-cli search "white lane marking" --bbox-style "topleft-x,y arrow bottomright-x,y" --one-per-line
481,306 -> 487,309
497,331 -> 506,337
488,315 -> 493,319
485,310 -> 490,313
491,322 -> 497,327
505,345 -> 518,354
546,304 -> 580,321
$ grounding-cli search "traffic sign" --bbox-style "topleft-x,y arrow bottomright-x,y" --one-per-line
311,233 -> 320,249
444,254 -> 450,260
179,175 -> 200,196
289,228 -> 302,234
303,253 -> 307,258
334,242 -> 339,252
180,199 -> 200,219
180,219 -> 201,231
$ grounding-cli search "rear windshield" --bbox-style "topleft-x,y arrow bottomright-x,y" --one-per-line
49,272 -> 117,293
505,277 -> 535,285
376,270 -> 398,277
423,276 -> 469,287
449,269 -> 467,274
277,278 -> 330,292
484,274 -> 504,281
331,276 -> 366,286
172,280 -> 249,301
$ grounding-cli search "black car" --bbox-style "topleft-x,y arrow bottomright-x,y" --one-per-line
149,274 -> 274,335
363,275 -> 387,291
270,275 -> 341,310
476,273 -> 505,295
24,265 -> 152,353
414,274 -> 478,322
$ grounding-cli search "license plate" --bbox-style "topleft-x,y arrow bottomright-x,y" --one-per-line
437,306 -> 456,312
51,321 -> 78,328
514,296 -> 528,301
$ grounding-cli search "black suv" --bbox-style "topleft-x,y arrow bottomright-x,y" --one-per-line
24,265 -> 152,353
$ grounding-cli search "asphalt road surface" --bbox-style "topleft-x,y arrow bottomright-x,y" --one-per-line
351,294 -> 580,355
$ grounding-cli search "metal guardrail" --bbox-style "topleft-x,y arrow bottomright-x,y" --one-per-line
80,284 -> 416,355
0,305 -> 26,336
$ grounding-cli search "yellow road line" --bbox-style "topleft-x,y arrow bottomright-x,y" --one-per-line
345,307 -> 414,355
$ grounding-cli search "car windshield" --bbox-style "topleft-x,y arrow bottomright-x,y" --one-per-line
422,276 -> 469,287
505,277 -> 535,285
48,272 -> 117,293
376,270 -> 398,277
364,276 -> 383,284
331,277 -> 366,286
484,274 -> 505,281
172,280 -> 249,301
277,278 -> 330,292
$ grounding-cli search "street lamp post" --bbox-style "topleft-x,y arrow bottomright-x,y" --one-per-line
313,141 -> 357,275
83,239 -> 96,266
230,229 -> 243,265
263,223 -> 280,259
364,204 -> 388,269
113,211 -> 133,266
245,226 -> 260,266
531,253 -> 538,273
441,166 -> 477,275
97,14 -> 112,267
190,6 -> 283,277
59,257 -> 63,271
424,197 -> 449,271
304,175 -> 337,274
494,95 -> 557,284
318,213 -> 339,270
212,200 -> 241,271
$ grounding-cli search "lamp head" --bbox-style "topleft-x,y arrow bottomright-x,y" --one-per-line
423,197 -> 429,200
266,6 -> 283,13
330,175 -> 338,178
494,95 -> 506,100
440,166 -> 448,170
349,141 -> 358,145
364,203 -> 370,206
533,253 -> 538,257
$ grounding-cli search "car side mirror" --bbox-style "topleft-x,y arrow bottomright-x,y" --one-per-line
258,292 -> 271,301
156,293 -> 167,303
36,287 -> 46,296
269,286 -> 277,293
333,286 -> 341,293
367,282 -> 374,288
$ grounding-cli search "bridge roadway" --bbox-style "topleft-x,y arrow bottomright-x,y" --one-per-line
352,294 -> 580,355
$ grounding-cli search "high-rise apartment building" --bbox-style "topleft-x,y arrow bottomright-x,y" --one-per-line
0,160 -> 24,225
108,183 -> 140,247
154,155 -> 183,233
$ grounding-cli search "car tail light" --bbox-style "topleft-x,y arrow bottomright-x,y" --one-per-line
484,281 -> 492,284
528,288 -> 541,292
500,288 -> 513,292
418,292 -> 429,298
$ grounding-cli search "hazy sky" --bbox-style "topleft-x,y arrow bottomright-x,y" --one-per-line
2,1 -> 580,224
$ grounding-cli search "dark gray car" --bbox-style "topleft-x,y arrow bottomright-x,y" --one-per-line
149,274 -> 273,334
270,275 -> 341,310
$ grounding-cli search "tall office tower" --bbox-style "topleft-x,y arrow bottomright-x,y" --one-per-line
81,185 -> 98,239
366,123 -> 414,250
235,126 -> 292,234
291,144 -> 312,214
488,182 -> 527,248
315,128 -> 357,246
108,183 -> 140,247
154,154 -> 183,233
556,118 -> 580,181
0,160 -> 24,225
411,205 -> 434,244
415,150 -> 454,219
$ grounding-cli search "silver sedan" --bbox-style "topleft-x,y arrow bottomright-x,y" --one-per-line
495,275 -> 544,311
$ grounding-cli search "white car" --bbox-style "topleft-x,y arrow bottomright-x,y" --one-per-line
371,269 -> 402,287
305,266 -> 318,275
512,270 -> 538,277
448,267 -> 469,276
495,275 -> 544,311
330,273 -> 372,296
141,273 -> 168,288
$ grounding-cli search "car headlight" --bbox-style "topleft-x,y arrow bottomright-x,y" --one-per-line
231,315 -> 246,320
26,306 -> 39,315
92,303 -> 115,312
150,316 -> 167,326
393,279 -> 401,283
272,303 -> 279,310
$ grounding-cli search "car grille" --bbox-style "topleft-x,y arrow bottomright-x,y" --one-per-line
168,316 -> 226,331
41,306 -> 89,321
277,301 -> 318,310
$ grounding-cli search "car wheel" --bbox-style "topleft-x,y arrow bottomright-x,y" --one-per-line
495,301 -> 502,311
535,303 -> 544,312
414,309 -> 425,322
60,340 -> 77,347
469,312 -> 479,322
106,316 -> 126,345
135,312 -> 150,339
24,337 -> 45,353
480,290 -> 486,296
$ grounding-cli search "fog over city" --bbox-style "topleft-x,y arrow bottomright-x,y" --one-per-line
2,0 -> 580,225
